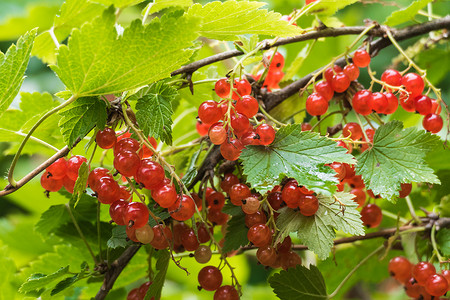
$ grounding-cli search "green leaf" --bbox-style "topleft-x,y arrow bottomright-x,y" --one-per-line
143,0 -> 193,14
58,97 -> 107,146
186,0 -> 301,41
19,266 -> 70,294
72,162 -> 89,207
50,262 -> 88,296
222,211 -> 249,253
35,205 -> 69,236
307,0 -> 358,16
385,0 -> 433,26
222,201 -> 242,217
0,29 -> 36,119
107,226 -> 129,249
284,42 -> 313,81
356,121 -> 440,201
52,8 -> 199,96
436,228 -> 450,256
144,249 -> 170,300
135,82 -> 176,145
240,124 -> 354,195
269,265 -> 327,300
89,0 -> 144,8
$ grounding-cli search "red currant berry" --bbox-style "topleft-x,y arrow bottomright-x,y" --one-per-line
151,183 -> 178,208
314,80 -> 334,101
247,224 -> 271,247
215,78 -> 231,98
430,99 -> 442,114
264,51 -> 285,70
88,168 -> 110,190
255,124 -> 275,145
423,113 -> 443,133
360,203 -> 382,228
280,250 -> 302,270
114,150 -> 140,178
306,92 -> 328,116
66,155 -> 87,181
240,129 -> 258,146
413,261 -> 436,286
324,65 -> 343,83
229,183 -> 251,206
198,100 -> 223,125
235,95 -> 258,118
232,78 -> 252,100
96,176 -> 120,204
329,162 -> 346,181
96,128 -> 116,149
301,123 -> 312,131
220,173 -> 240,194
63,176 -> 75,193
343,63 -> 360,81
383,92 -> 398,114
206,191 -> 226,211
40,172 -> 64,192
298,194 -> 319,216
196,222 -> 212,243
46,158 -> 67,180
399,92 -> 416,112
282,180 -> 301,208
109,199 -> 129,225
114,137 -> 141,157
331,72 -> 351,93
196,120 -> 210,136
245,211 -> 267,228
414,95 -> 432,115
150,224 -> 173,250
388,256 -> 413,284
398,183 -> 412,198
169,195 -> 195,221
381,69 -> 402,89
343,122 -> 363,140
125,201 -> 149,228
127,288 -> 140,300
350,188 -> 366,207
181,228 -> 200,251
425,274 -> 448,297
230,113 -> 250,134
135,160 -> 165,190
352,49 -> 371,67
402,73 -> 425,97
257,245 -> 277,266
352,90 -> 373,115
370,92 -> 388,114
220,138 -> 243,161
209,123 -> 227,145
241,196 -> 260,214
207,209 -> 229,225
198,266 -> 223,291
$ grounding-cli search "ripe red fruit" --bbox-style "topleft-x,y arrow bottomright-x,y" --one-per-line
230,113 -> 250,134
314,81 -> 334,101
343,63 -> 360,81
215,78 -> 231,98
301,123 -> 312,131
198,100 -> 223,125
381,69 -> 402,89
232,78 -> 252,100
306,92 -> 328,116
402,73 -> 425,97
214,285 -> 239,300
414,95 -> 432,115
388,256 -> 413,284
255,123 -> 276,145
229,183 -> 251,206
88,168 -> 110,190
207,209 -> 229,225
398,183 -> 412,198
399,92 -> 416,112
329,162 -> 346,181
298,194 -> 319,216
257,245 -> 277,266
282,181 -> 302,208
196,120 -> 210,136
96,176 -> 120,204
41,172 -> 64,192
169,195 -> 196,221
181,228 -> 200,251
220,173 -> 240,194
114,150 -> 140,178
369,92 -> 388,114
125,201 -> 149,228
264,51 -> 285,70
245,211 -> 267,228
360,203 -> 382,228
209,123 -> 227,145
62,176 -> 75,193
331,72 -> 351,93
127,288 -> 140,300
324,65 -> 343,83
198,266 -> 223,291
220,138 -> 243,161
109,200 -> 129,225
280,251 -> 302,270
247,224 -> 271,247
383,92 -> 398,114
352,90 -> 373,115
206,191 -> 226,211
46,158 -> 67,180
135,160 -> 165,190
352,49 -> 371,67
235,95 -> 258,118
343,122 -> 363,140
66,155 -> 87,181
151,183 -> 178,208
425,274 -> 449,297
114,137 -> 141,157
150,224 -> 172,250
350,188 -> 366,207
430,99 -> 442,114
413,262 -> 436,285
423,113 -> 443,133
96,128 -> 117,149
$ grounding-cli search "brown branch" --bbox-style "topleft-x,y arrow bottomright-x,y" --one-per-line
95,244 -> 141,300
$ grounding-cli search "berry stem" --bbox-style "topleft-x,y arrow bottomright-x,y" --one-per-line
430,224 -> 445,263
381,210 -> 408,224
124,177 -> 160,224
7,94 -> 78,187
310,110 -> 346,133
65,203 -> 99,265
281,108 -> 306,122
327,245 -> 384,299
1,128 -> 60,152
258,104 -> 286,127
405,196 -> 422,225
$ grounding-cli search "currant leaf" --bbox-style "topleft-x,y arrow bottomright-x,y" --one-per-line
19,266 -> 70,294
222,211 -> 249,253
0,29 -> 36,119
35,205 -> 69,237
90,0 -> 144,7
240,124 -> 354,195
58,97 -> 107,146
436,228 -> 450,256
307,0 -> 358,16
135,81 -> 176,145
142,0 -> 193,15
50,262 -> 88,296
269,265 -> 327,300
72,162 -> 89,207
385,0 -> 433,26
52,8 -> 199,96
186,0 -> 301,41
144,250 -> 170,300
356,121 -> 440,201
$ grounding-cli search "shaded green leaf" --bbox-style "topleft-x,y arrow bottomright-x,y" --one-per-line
144,249 -> 170,300
222,201 -> 242,217
72,162 -> 89,207
52,8 -> 199,96
269,265 -> 327,300
0,29 -> 36,118
19,266 -> 69,293
135,82 -> 176,145
307,0 -> 358,16
356,121 -> 440,201
436,228 -> 450,256
385,0 -> 433,26
187,0 -> 301,41
223,211 -> 249,253
50,262 -> 88,296
58,97 -> 107,146
35,205 -> 69,236
107,226 -> 129,249
241,124 -> 354,195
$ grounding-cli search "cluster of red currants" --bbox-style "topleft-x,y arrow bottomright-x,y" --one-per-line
306,49 -> 443,134
127,281 -> 153,300
389,256 -> 449,299
40,155 -> 87,194
253,51 -> 286,91
197,266 -> 239,300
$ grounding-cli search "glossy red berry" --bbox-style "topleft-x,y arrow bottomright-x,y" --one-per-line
360,203 -> 382,228
46,158 -> 67,180
169,195 -> 196,221
352,90 -> 373,115
247,224 -> 271,247
343,122 -> 363,140
381,69 -> 402,89
221,173 -> 240,194
125,201 -> 149,228
198,100 -> 223,125
256,245 -> 277,266
198,266 -> 223,291
127,288 -> 140,300
370,92 -> 388,114
209,123 -> 227,145
206,191 -> 226,211
207,209 -> 229,225
114,150 -> 140,178
301,123 -> 312,131
383,92 -> 398,114
425,274 -> 449,297
245,211 -> 267,228
306,92 -> 328,116
255,124 -> 276,145
66,155 -> 87,181
229,183 -> 251,206
88,168 -> 110,190
350,188 -> 366,207
298,194 -> 319,216
331,72 -> 351,93
40,172 -> 64,192
135,160 -> 165,190
232,78 -> 252,100
215,78 -> 231,98
402,73 -> 425,97
230,113 -> 250,134
399,92 -> 416,112
352,49 -> 371,67
151,183 -> 178,208
96,128 -> 116,149
398,183 -> 412,198
324,65 -> 343,83
423,113 -> 443,133
235,95 -> 258,118
264,51 -> 285,70
430,99 -> 442,114
109,200 -> 128,226
150,224 -> 173,250
96,176 -> 120,204
220,138 -> 243,161
181,228 -> 200,251
413,262 -> 436,285
62,176 -> 75,193
281,181 -> 301,208
196,121 -> 210,136
314,80 -> 334,101
388,256 -> 413,284
114,138 -> 141,157
343,63 -> 360,81
414,95 -> 432,115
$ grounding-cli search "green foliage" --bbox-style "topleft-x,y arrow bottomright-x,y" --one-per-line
19,266 -> 69,295
269,265 -> 327,300
90,0 -> 144,7
72,162 -> 89,206
135,82 -> 177,145
52,8 -> 199,97
356,121 -> 440,201
50,262 -> 89,296
385,0 -> 433,26
35,205 -> 69,236
0,29 -> 36,119
276,192 -> 363,259
143,0 -> 193,14
436,228 -> 450,256
145,249 -> 170,300
284,42 -> 313,81
58,97 -> 107,146
107,226 -> 130,249
222,211 -> 249,253
307,0 -> 359,16
186,0 -> 302,41
241,124 -> 354,195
